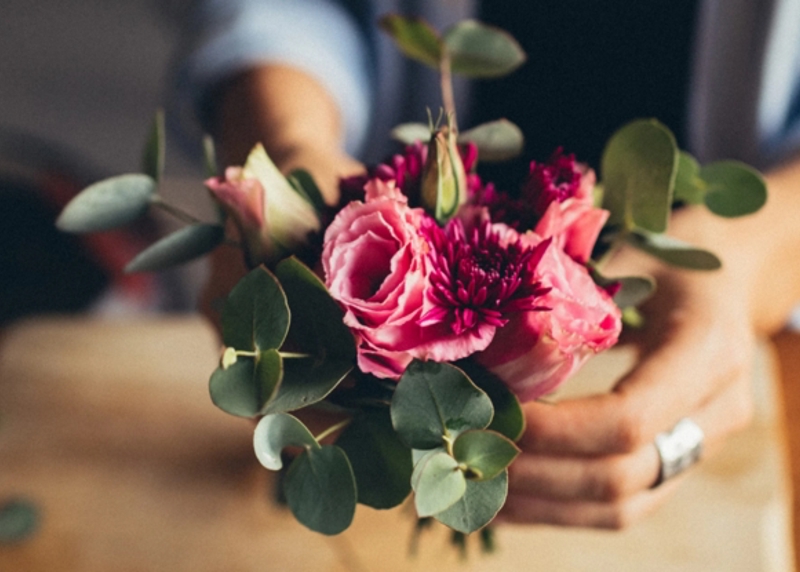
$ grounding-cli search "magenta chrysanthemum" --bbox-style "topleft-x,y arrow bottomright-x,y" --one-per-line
420,218 -> 551,336
526,147 -> 582,215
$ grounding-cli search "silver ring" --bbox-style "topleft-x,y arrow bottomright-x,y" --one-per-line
652,418 -> 704,487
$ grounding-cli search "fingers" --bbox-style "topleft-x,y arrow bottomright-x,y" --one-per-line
518,316 -> 753,457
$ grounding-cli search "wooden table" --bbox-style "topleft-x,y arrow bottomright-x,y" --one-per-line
0,317 -> 795,571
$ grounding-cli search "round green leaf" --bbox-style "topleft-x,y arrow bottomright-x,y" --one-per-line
336,409 -> 413,509
284,445 -> 357,535
458,119 -> 524,162
391,122 -> 433,145
434,470 -> 508,534
391,360 -> 494,450
627,231 -> 722,270
56,173 -> 156,232
444,20 -> 526,78
124,223 -> 224,273
253,412 -> 318,471
601,119 -> 678,233
453,430 -> 519,482
411,450 -> 466,517
142,109 -> 165,182
701,161 -> 767,217
209,349 -> 282,417
455,360 -> 524,442
0,499 -> 39,543
379,14 -> 442,69
262,356 -> 353,414
221,266 -> 290,352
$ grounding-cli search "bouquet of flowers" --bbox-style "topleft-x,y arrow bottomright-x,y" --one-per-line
56,15 -> 766,547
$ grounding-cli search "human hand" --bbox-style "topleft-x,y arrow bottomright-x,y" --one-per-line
500,207 -> 759,529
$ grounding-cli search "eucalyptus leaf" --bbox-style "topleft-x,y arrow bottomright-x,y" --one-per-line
253,412 -> 319,471
673,151 -> 705,204
221,266 -> 290,352
287,169 -> 326,214
0,499 -> 39,543
444,20 -> 526,78
455,360 -> 524,442
435,471 -> 508,534
601,119 -> 678,233
336,408 -> 413,509
457,119 -> 524,162
589,267 -> 656,308
142,109 -> 165,182
262,356 -> 353,414
453,430 -> 519,481
391,360 -> 493,450
56,174 -> 156,232
627,231 -> 722,270
411,450 -> 466,517
379,14 -> 442,69
285,445 -> 357,535
391,122 -> 433,145
124,223 -> 224,273
209,349 -> 282,417
701,161 -> 767,217
276,257 -> 356,361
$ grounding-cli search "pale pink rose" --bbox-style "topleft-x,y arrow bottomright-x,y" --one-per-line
477,230 -> 621,401
205,144 -> 320,265
322,180 -> 431,378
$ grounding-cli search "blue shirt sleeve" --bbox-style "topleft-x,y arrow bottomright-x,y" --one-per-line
175,0 -> 375,156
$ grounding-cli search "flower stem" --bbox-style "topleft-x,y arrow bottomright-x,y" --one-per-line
279,352 -> 312,359
314,418 -> 352,443
152,196 -> 203,225
439,53 -> 457,130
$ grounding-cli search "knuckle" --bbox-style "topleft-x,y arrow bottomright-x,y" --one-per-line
612,408 -> 646,453
586,458 -> 631,502
602,502 -> 636,531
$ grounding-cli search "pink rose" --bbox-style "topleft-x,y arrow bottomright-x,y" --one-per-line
477,230 -> 621,401
322,179 -> 430,378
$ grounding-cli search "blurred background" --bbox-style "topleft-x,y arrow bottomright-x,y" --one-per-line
0,0 -> 209,323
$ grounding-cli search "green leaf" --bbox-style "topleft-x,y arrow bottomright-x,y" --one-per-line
221,266 -> 290,352
142,109 -> 166,182
411,450 -> 466,517
601,119 -> 678,233
56,174 -> 156,232
287,169 -> 326,214
444,20 -> 526,78
202,134 -> 218,178
258,258 -> 355,413
285,445 -> 357,535
253,412 -> 318,470
455,361 -> 524,442
209,349 -> 282,417
391,360 -> 494,450
262,357 -> 353,414
124,223 -> 224,273
589,267 -> 656,308
336,408 -> 413,509
700,161 -> 767,217
391,122 -> 433,145
379,14 -> 442,69
626,231 -> 722,270
0,499 -> 39,543
435,471 -> 508,534
453,430 -> 519,481
457,119 -> 524,162
673,151 -> 705,204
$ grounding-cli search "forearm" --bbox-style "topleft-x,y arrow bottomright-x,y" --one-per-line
213,65 -> 362,203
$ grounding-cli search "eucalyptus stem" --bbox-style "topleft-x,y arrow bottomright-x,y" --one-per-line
152,196 -> 203,225
315,418 -> 352,443
593,231 -> 629,271
279,352 -> 312,359
439,53 -> 457,130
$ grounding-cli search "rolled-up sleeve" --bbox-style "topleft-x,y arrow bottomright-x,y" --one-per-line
176,0 -> 374,155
